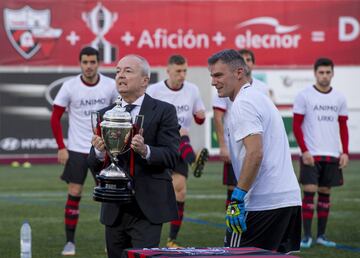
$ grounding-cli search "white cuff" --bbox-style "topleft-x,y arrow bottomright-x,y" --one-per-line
94,148 -> 105,161
143,145 -> 151,160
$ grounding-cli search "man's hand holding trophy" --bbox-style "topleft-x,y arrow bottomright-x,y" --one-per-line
91,97 -> 143,203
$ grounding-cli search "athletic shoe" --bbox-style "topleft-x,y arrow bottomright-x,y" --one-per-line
300,236 -> 312,248
61,242 -> 75,256
316,235 -> 336,247
166,238 -> 182,248
192,148 -> 209,178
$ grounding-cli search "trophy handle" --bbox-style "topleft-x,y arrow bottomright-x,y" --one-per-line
91,111 -> 101,136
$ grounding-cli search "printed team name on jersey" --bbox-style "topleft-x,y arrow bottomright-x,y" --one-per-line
80,98 -> 107,106
176,104 -> 190,113
313,104 -> 339,112
313,104 -> 339,122
176,105 -> 190,126
178,116 -> 185,125
79,98 -> 108,116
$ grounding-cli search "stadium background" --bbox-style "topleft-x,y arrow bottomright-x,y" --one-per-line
1,0 -> 360,163
0,1 -> 360,258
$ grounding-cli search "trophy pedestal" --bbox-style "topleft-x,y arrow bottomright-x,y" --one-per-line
93,175 -> 134,203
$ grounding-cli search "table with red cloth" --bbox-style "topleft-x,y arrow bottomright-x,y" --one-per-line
125,247 -> 299,258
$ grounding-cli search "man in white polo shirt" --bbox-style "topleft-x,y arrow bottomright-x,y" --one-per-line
293,57 -> 349,248
208,49 -> 301,253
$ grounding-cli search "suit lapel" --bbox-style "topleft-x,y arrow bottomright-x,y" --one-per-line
139,94 -> 156,135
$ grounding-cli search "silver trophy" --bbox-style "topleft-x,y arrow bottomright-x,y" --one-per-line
93,97 -> 136,203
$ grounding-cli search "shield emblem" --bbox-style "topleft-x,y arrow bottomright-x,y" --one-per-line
3,6 -> 62,59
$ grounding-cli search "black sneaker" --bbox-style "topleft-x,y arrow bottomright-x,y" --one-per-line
191,148 -> 209,178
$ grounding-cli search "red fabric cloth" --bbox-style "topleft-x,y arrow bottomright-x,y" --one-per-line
338,115 -> 349,154
193,114 -> 205,125
292,113 -> 307,153
50,105 -> 66,149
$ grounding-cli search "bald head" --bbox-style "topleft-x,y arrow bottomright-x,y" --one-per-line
115,55 -> 151,103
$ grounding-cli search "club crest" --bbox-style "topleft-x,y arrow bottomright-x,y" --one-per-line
3,5 -> 62,59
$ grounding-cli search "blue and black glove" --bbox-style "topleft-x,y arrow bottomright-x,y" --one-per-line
225,187 -> 247,234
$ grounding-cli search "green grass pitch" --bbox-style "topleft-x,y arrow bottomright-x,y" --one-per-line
0,161 -> 359,257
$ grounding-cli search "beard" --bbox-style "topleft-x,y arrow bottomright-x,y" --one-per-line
318,79 -> 330,87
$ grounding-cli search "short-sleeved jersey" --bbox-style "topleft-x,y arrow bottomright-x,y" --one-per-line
293,85 -> 348,158
53,73 -> 118,153
228,85 -> 301,211
251,77 -> 270,96
147,80 -> 205,131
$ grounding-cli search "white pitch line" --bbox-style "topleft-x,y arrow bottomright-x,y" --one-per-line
0,192 -> 226,199
186,194 -> 226,199
0,192 -> 66,198
1,192 -> 359,203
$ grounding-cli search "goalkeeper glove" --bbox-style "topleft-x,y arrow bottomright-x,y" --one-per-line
225,187 -> 247,234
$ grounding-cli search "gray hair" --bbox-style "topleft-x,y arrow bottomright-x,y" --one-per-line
208,49 -> 249,74
125,54 -> 151,78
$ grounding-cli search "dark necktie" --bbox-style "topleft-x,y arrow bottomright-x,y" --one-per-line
125,104 -> 136,113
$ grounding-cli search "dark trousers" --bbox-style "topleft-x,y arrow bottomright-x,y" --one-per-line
105,204 -> 162,258
225,206 -> 301,253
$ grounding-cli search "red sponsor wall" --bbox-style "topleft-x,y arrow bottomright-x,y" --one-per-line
1,1 -> 360,162
0,0 -> 359,67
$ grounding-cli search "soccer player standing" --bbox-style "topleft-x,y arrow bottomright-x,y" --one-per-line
293,57 -> 349,248
147,55 -> 209,248
51,47 -> 118,255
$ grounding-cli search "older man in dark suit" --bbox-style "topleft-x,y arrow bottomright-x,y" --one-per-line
88,54 -> 180,258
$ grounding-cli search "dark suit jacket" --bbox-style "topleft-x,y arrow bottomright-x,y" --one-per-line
88,94 -> 180,225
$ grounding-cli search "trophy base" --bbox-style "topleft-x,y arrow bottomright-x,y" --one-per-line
93,175 -> 134,203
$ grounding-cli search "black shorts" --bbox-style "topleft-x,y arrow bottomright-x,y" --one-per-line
223,163 -> 237,186
172,157 -> 189,178
225,206 -> 301,254
61,150 -> 95,185
299,159 -> 343,187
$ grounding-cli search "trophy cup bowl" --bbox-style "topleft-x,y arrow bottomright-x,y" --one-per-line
93,99 -> 135,203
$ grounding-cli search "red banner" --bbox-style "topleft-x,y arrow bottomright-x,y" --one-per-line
0,0 -> 359,66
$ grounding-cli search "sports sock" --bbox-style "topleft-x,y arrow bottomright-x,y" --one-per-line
169,201 -> 185,240
317,192 -> 330,237
179,136 -> 195,164
64,194 -> 81,243
302,191 -> 315,237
